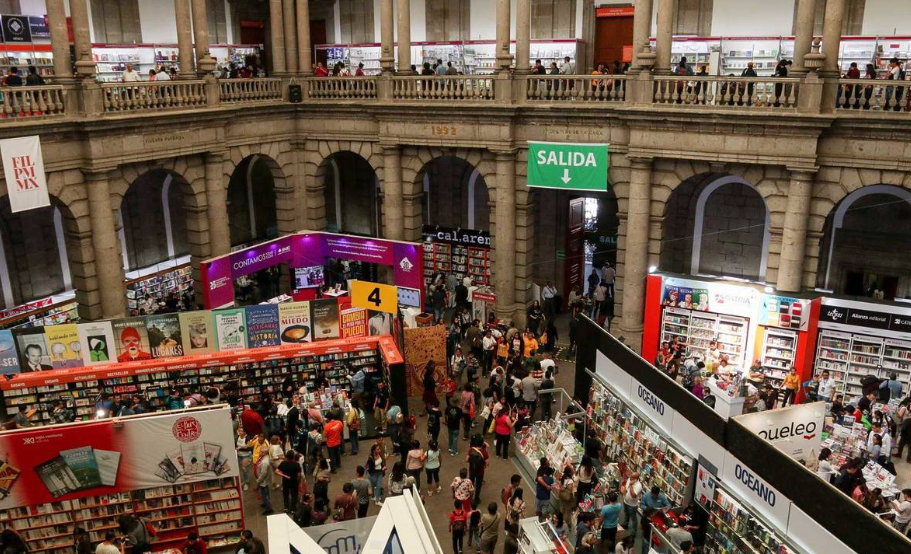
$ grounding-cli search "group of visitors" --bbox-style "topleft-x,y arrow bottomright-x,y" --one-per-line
839,57 -> 910,110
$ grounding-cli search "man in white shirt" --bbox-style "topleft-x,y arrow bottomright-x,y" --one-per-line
481,330 -> 497,376
541,281 -> 557,317
559,56 -> 576,75
539,352 -> 556,377
892,488 -> 911,533
95,531 -> 125,554
121,63 -> 141,83
867,422 -> 892,460
622,472 -> 643,535
816,370 -> 837,402
601,263 -> 616,297
155,66 -> 171,80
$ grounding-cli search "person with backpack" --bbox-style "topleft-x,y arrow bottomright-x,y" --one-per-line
264,406 -> 286,445
346,400 -> 364,456
478,502 -> 501,554
445,398 -> 463,456
467,436 -> 488,501
449,500 -> 468,554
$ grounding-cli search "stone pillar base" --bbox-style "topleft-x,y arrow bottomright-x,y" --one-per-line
614,320 -> 644,353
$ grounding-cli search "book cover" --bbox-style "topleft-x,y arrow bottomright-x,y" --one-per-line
166,449 -> 185,475
0,462 -> 21,497
44,324 -> 83,369
311,299 -> 340,340
146,313 -> 183,358
77,321 -> 116,366
155,457 -> 181,483
14,327 -> 51,371
244,305 -> 280,347
179,311 -> 215,355
35,456 -> 80,497
0,330 -> 20,375
367,311 -> 394,337
58,446 -> 102,490
203,443 -> 222,472
214,309 -> 247,351
278,301 -> 312,344
180,443 -> 205,474
93,449 -> 121,487
111,317 -> 152,363
339,307 -> 368,339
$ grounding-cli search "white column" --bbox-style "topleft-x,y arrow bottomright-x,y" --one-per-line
269,0 -> 287,75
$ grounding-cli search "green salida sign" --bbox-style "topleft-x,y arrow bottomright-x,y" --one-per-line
527,141 -> 609,191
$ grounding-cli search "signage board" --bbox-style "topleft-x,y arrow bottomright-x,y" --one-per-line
0,136 -> 50,213
28,16 -> 48,38
817,297 -> 911,339
421,225 -> 490,247
734,402 -> 825,462
526,142 -> 609,191
662,276 -> 758,318
759,294 -> 808,331
595,350 -> 632,400
351,280 -> 398,315
629,376 -> 676,435
1,15 -> 31,42
721,452 -> 792,533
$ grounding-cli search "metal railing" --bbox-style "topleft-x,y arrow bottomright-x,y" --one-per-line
653,75 -> 800,109
305,77 -> 378,99
101,80 -> 208,113
835,78 -> 911,112
219,78 -> 282,103
525,74 -> 628,102
392,75 -> 495,101
0,85 -> 66,118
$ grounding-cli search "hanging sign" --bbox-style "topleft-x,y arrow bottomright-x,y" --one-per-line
0,136 -> 49,213
351,281 -> 398,315
1,15 -> 31,42
734,402 -> 825,462
526,142 -> 609,191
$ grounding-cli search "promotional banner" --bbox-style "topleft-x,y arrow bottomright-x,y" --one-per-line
734,402 -> 826,462
403,325 -> 446,397
178,311 -> 215,355
245,305 -> 281,347
0,407 -> 238,509
278,302 -> 312,344
0,136 -> 49,213
111,317 -> 152,363
759,295 -> 808,331
303,514 -> 377,553
694,463 -> 717,509
339,307 -> 368,339
0,331 -> 19,375
43,324 -> 83,369
662,276 -> 758,318
526,141 -> 609,191
817,297 -> 911,339
0,15 -> 31,42
146,314 -> 183,359
77,321 -> 116,366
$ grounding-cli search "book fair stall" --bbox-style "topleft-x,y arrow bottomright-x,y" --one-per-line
573,315 -> 904,554
0,406 -> 243,553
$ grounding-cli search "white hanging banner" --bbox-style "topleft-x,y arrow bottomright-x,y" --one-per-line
1,135 -> 49,213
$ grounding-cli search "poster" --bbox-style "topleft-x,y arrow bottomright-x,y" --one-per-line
14,327 -> 51,371
214,309 -> 247,351
43,324 -> 83,369
694,463 -> 717,509
0,330 -> 19,375
77,321 -> 117,366
278,301 -> 312,344
146,314 -> 184,359
179,311 -> 215,355
339,307 -> 368,339
0,407 -> 238,509
760,295 -> 808,331
245,305 -> 281,347
403,325 -> 447,397
111,317 -> 152,363
1,15 -> 32,43
311,299 -> 339,340
661,284 -> 709,311
367,311 -> 394,336
0,136 -> 49,212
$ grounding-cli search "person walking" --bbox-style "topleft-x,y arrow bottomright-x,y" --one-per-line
601,263 -> 616,297
445,398 -> 463,456
346,400 -> 363,456
405,440 -> 426,490
494,407 -> 517,460
236,427 -> 253,491
421,364 -> 438,416
427,399 -> 443,444
622,472 -> 643,535
449,500 -> 468,554
467,436 -> 488,501
276,451 -> 302,514
451,468 -> 476,512
425,439 -> 443,495
324,415 -> 343,472
781,367 -> 800,407
366,443 -> 387,506
460,383 -> 475,441
478,502 -> 501,554
255,443 -> 274,515
352,465 -> 372,518
600,491 -> 622,551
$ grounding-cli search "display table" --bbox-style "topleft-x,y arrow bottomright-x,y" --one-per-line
518,516 -> 571,554
707,380 -> 746,418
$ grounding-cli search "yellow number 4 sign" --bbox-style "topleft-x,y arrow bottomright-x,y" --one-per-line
351,281 -> 398,314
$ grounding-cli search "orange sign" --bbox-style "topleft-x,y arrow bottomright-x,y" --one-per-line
596,6 -> 635,17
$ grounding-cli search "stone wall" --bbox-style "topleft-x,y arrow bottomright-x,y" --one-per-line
325,153 -> 380,236
698,182 -> 767,281
339,0 -> 375,44
426,0 -> 471,42
531,0 -> 577,40
1,205 -> 65,306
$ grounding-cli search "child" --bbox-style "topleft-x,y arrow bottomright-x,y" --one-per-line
425,440 -> 442,495
467,499 -> 482,552
449,500 -> 467,554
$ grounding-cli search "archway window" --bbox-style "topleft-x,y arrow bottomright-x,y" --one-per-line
420,156 -> 490,232
227,155 -> 279,246
120,169 -> 190,272
322,152 -> 381,237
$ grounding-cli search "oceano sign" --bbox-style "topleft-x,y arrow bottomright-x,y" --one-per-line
637,384 -> 665,416
734,463 -> 776,506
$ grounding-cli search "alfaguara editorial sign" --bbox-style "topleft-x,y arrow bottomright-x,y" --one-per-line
527,142 -> 609,191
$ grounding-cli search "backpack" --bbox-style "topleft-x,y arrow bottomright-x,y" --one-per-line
348,410 -> 362,432
427,410 -> 440,429
451,512 -> 466,532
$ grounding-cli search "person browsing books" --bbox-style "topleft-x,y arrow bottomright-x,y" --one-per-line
95,531 -> 124,554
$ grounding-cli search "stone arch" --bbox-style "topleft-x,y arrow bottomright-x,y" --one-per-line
226,154 -> 285,246
659,170 -> 773,281
816,184 -> 911,297
304,140 -> 383,232
316,151 -> 382,237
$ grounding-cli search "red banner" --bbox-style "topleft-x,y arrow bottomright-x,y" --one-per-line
0,408 -> 237,509
596,6 -> 635,17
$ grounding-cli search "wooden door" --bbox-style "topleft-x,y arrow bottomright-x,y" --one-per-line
564,198 -> 585,300
595,15 -> 634,66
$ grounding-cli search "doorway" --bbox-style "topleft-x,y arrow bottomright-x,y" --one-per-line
563,196 -> 618,299
239,20 -> 266,45
594,10 -> 634,65
312,20 -> 328,67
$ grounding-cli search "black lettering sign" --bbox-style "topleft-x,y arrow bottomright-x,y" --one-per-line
819,306 -> 847,324
421,225 -> 491,248
890,314 -> 911,334
846,308 -> 890,329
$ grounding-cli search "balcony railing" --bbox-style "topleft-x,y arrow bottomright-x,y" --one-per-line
305,77 -> 378,100
525,75 -> 627,102
220,78 -> 282,103
392,76 -> 494,101
835,78 -> 911,112
653,75 -> 800,109
101,81 -> 208,113
0,85 -> 66,119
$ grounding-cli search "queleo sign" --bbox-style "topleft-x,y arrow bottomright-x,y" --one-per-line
735,402 -> 826,463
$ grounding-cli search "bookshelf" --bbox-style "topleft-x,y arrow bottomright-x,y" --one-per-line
813,330 -> 911,401
0,300 -> 79,331
0,478 -> 242,554
422,242 -> 491,289
659,307 -> 749,370
705,487 -> 793,554
761,328 -> 797,390
125,264 -> 193,313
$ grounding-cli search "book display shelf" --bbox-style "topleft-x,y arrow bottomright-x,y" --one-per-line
126,264 -> 193,312
0,336 -> 402,426
0,478 -> 243,553
704,487 -> 794,554
814,329 -> 911,400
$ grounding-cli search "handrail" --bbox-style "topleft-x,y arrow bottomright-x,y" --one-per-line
0,85 -> 66,118
392,75 -> 494,101
835,78 -> 911,112
219,78 -> 282,103
304,76 -> 378,99
525,74 -> 628,102
101,80 -> 208,113
653,75 -> 800,108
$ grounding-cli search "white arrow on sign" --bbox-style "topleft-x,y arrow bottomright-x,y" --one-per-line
561,168 -> 571,184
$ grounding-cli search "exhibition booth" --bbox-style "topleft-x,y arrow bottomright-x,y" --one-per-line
573,315 -> 905,554
0,406 -> 243,551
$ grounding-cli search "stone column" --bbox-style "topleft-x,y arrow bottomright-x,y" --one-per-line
631,0 -> 655,70
174,0 -> 196,78
297,0 -> 313,74
283,0 -> 299,74
496,0 -> 512,72
191,0 -> 217,74
617,157 -> 652,351
382,146 -> 404,240
85,171 -> 127,319
269,0 -> 287,75
655,0 -> 676,74
396,0 -> 411,73
380,0 -> 395,73
46,0 -> 71,80
778,170 -> 814,292
69,0 -> 95,78
790,0 -> 818,76
205,152 -> 231,257
494,151 -> 517,321
821,0 -> 845,75
515,0 -> 531,74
